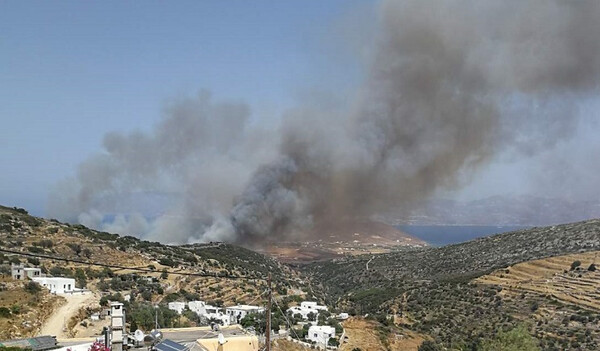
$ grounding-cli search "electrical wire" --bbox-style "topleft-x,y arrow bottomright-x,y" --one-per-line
0,247 -> 259,281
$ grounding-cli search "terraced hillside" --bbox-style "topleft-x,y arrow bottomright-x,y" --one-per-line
477,251 -> 600,310
304,219 -> 600,350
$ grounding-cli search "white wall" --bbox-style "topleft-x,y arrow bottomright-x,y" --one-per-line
167,302 -> 186,315
307,326 -> 335,345
31,277 -> 76,294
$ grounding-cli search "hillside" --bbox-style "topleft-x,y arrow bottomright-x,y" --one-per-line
0,205 -> 308,338
259,219 -> 427,263
304,219 -> 600,350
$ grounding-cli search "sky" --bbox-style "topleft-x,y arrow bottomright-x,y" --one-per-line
0,1 -> 368,215
1,0 -> 599,224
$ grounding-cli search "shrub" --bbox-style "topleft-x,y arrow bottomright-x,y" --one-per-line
25,281 -> 41,294
418,341 -> 441,351
0,307 -> 11,318
479,325 -> 540,351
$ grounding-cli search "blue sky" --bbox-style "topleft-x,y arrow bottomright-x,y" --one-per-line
2,1 -> 599,219
0,1 -> 369,215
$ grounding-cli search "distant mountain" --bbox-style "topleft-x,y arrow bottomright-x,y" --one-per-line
378,195 -> 600,226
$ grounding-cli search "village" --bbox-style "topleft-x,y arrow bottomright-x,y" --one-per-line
2,263 -> 348,351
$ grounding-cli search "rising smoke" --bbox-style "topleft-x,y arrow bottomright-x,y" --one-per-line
49,0 -> 600,244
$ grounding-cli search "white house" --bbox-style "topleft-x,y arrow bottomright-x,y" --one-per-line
11,264 -> 42,280
201,304 -> 230,326
167,302 -> 186,315
336,313 -> 349,320
31,277 -> 76,294
301,301 -> 328,312
288,301 -> 328,321
307,325 -> 335,346
188,300 -> 206,314
183,301 -> 231,326
225,305 -> 265,324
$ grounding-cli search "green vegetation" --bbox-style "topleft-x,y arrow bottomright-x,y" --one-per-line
479,325 -> 540,351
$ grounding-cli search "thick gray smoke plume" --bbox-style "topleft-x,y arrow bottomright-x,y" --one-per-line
50,0 -> 600,244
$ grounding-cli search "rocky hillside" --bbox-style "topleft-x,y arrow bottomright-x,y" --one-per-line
304,219 -> 600,350
307,219 -> 600,292
0,205 -> 309,337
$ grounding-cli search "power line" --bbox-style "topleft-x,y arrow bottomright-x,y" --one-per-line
272,297 -> 302,342
0,247 -> 261,281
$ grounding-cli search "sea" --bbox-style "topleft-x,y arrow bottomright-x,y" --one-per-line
396,225 -> 531,247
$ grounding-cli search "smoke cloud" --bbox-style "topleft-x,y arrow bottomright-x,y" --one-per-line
49,0 -> 600,244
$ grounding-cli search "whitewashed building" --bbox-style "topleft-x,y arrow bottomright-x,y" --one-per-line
225,305 -> 265,324
202,304 -> 230,326
288,301 -> 328,320
188,300 -> 206,314
167,302 -> 186,315
11,264 -> 42,280
307,325 -> 335,346
31,277 -> 76,294
175,301 -> 231,326
301,301 -> 328,312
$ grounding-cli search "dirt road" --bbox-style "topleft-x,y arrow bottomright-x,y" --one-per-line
40,293 -> 97,338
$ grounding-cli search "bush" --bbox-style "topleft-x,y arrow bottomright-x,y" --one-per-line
27,246 -> 44,254
25,281 -> 41,294
0,307 -> 11,318
479,325 -> 540,351
588,263 -> 596,272
418,341 -> 441,351
159,257 -> 176,267
27,257 -> 40,266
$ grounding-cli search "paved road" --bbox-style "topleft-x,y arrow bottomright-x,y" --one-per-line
57,326 -> 247,347
162,326 -> 245,343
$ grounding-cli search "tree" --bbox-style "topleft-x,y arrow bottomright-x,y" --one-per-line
418,340 -> 442,351
161,269 -> 169,279
27,257 -> 40,266
75,268 -> 87,288
587,263 -> 596,272
479,325 -> 540,351
570,261 -> 581,271
25,281 -> 41,294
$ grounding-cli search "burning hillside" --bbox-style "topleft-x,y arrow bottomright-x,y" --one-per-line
257,219 -> 427,263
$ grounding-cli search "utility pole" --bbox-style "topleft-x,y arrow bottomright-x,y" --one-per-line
266,273 -> 272,351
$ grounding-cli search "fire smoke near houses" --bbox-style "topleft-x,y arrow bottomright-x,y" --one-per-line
49,0 -> 600,244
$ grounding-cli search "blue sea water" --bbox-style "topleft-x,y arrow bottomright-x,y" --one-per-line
397,225 -> 531,247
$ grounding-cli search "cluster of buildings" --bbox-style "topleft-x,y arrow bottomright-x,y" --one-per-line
167,300 -> 265,326
287,301 -> 328,320
11,264 -> 83,294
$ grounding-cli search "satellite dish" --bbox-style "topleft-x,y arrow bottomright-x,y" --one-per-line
134,329 -> 145,342
217,333 -> 227,345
